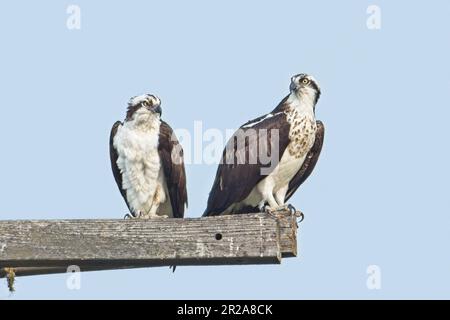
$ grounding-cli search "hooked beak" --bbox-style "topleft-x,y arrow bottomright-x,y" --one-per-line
290,81 -> 299,92
151,104 -> 162,116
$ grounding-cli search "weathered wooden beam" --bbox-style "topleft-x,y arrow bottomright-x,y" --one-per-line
0,211 -> 298,278
274,211 -> 299,258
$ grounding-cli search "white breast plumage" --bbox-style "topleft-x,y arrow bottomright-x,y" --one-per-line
113,120 -> 167,216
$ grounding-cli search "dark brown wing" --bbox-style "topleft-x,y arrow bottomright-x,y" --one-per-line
285,120 -> 325,201
109,121 -> 133,214
203,112 -> 291,216
158,121 -> 188,218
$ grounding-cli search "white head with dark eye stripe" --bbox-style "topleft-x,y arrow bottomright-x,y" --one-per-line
126,94 -> 162,123
290,74 -> 321,105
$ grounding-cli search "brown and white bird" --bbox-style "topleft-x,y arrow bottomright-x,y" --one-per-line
203,74 -> 324,217
110,94 -> 187,219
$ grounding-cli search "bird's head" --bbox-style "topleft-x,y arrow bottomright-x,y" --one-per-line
125,94 -> 162,123
289,74 -> 321,105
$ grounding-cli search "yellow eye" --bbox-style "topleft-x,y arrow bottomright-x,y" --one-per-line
142,101 -> 149,107
302,78 -> 310,85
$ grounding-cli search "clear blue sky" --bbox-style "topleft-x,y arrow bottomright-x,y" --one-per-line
1,0 -> 449,299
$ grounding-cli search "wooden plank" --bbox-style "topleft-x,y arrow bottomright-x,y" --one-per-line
274,211 -> 299,258
0,214 -> 287,269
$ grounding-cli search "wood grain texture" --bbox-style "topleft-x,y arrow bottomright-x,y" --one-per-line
274,212 -> 298,258
0,212 -> 298,274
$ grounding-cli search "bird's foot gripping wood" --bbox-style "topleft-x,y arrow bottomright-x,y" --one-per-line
286,204 -> 304,223
124,210 -> 141,219
263,204 -> 304,223
124,213 -> 169,220
124,213 -> 133,220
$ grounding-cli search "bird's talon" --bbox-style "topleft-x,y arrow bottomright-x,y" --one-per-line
123,213 -> 133,220
287,204 -> 297,215
296,211 -> 305,223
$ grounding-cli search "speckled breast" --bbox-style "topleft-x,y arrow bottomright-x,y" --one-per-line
285,109 -> 317,158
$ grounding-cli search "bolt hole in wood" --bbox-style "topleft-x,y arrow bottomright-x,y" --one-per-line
215,233 -> 223,240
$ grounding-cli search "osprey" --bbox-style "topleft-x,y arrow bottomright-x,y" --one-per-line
203,74 -> 324,216
109,94 -> 187,219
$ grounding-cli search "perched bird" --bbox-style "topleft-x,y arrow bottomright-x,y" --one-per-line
110,94 -> 187,219
203,74 -> 324,217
